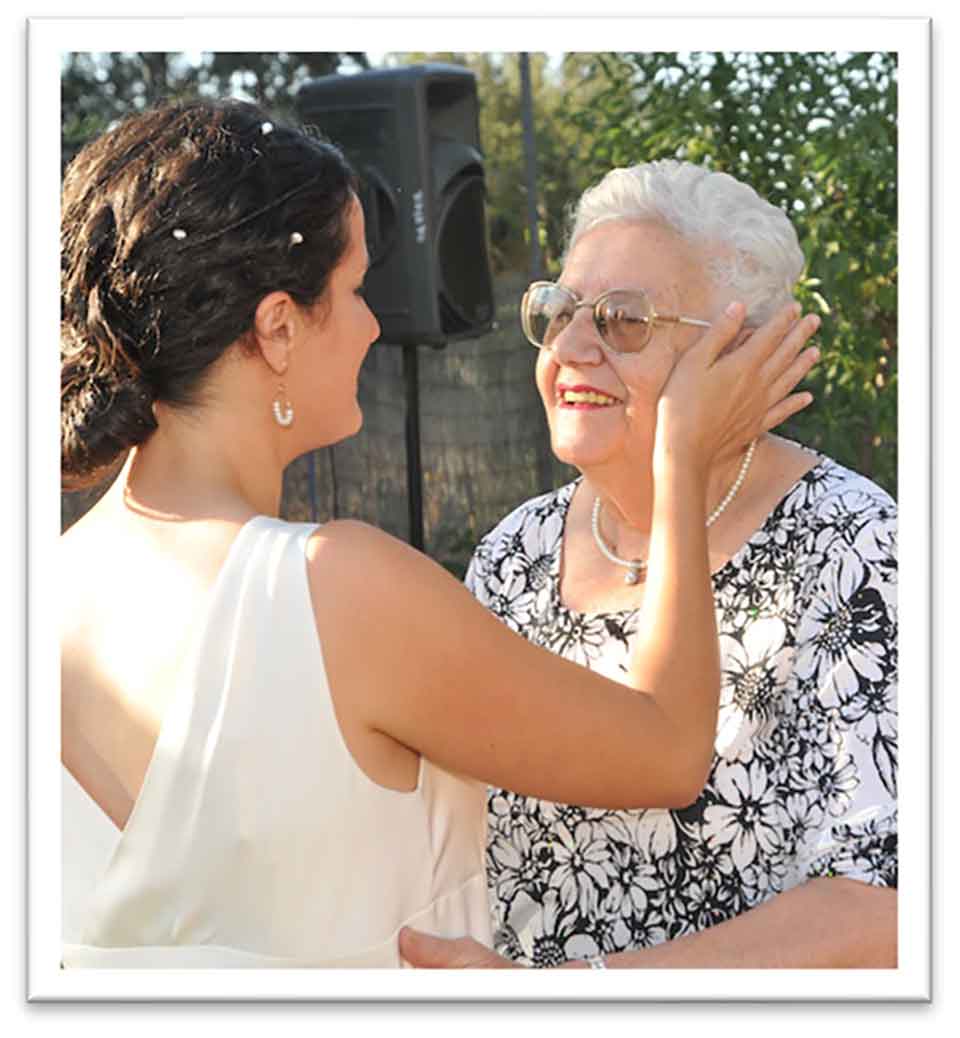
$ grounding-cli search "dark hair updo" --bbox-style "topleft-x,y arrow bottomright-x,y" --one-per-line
61,97 -> 357,489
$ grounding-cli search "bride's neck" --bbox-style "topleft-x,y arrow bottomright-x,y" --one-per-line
118,411 -> 284,523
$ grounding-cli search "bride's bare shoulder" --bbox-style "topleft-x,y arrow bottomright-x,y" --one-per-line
306,519 -> 422,575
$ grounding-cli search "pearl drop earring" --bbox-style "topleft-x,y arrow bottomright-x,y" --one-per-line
272,383 -> 294,428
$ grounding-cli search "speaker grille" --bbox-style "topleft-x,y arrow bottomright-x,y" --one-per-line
437,171 -> 493,334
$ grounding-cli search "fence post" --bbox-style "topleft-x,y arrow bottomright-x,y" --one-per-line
519,53 -> 554,493
519,53 -> 543,281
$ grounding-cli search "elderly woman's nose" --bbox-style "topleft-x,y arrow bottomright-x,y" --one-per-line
553,310 -> 604,363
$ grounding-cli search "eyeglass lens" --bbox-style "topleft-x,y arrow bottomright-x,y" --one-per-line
523,285 -> 653,354
594,291 -> 653,354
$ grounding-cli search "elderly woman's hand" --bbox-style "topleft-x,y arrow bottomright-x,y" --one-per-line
653,300 -> 820,472
398,927 -> 522,968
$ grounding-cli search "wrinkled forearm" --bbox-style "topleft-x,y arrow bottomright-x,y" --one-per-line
564,879 -> 897,969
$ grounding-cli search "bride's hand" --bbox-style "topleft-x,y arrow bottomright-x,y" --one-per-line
654,300 -> 820,472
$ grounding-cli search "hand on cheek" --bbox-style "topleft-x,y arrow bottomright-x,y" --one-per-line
604,334 -> 681,412
715,325 -> 756,360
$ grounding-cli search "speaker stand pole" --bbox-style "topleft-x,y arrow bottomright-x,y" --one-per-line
402,343 -> 425,551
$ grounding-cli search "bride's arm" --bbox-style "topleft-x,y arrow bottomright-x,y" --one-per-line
308,302 -> 818,809
621,302 -> 821,770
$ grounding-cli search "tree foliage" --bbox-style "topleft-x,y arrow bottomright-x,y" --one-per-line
564,52 -> 898,494
61,51 -> 367,165
382,50 -> 897,502
59,50 -> 897,499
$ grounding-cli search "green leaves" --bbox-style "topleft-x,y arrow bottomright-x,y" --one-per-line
556,51 -> 897,495
60,52 -> 355,167
60,50 -> 898,498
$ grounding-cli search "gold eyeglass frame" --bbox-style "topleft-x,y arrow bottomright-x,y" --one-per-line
521,280 -> 712,354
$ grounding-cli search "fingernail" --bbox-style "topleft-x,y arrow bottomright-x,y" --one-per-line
791,302 -> 802,318
725,301 -> 744,318
808,314 -> 821,331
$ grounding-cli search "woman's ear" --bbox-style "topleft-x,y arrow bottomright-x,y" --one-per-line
252,291 -> 298,375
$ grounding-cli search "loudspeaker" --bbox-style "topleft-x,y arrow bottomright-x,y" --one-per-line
297,64 -> 495,348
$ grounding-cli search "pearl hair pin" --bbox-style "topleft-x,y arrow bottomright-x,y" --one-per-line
592,439 -> 758,585
164,118 -> 322,249
166,172 -> 324,248
171,224 -> 304,249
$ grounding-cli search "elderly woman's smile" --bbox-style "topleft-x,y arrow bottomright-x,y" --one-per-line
556,383 -> 624,408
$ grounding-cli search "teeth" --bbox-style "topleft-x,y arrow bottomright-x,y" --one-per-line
562,390 -> 618,406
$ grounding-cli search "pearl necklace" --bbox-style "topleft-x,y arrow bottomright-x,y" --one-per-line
591,439 -> 758,585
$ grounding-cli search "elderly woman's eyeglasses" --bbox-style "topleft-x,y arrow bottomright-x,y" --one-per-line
521,281 -> 712,355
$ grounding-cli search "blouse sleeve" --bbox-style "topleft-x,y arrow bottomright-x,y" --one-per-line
463,537 -> 491,602
790,497 -> 898,889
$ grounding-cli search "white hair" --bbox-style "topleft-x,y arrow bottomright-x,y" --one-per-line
566,160 -> 806,326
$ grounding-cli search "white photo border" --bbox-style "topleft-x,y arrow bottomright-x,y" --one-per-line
28,14 -> 930,1002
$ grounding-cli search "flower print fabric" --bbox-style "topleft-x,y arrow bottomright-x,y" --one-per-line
466,453 -> 898,965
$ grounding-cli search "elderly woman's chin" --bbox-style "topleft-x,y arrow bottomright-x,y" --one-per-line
547,418 -> 626,472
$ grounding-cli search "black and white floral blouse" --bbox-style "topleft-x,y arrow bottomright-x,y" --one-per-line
466,453 -> 898,967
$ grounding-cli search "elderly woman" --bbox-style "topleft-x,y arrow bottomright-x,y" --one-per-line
400,160 -> 897,969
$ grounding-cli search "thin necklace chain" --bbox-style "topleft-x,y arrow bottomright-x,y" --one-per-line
591,438 -> 758,585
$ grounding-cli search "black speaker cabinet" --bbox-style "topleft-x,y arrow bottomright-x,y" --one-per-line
297,64 -> 496,348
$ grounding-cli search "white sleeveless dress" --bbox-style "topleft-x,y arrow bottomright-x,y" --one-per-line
62,516 -> 492,967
